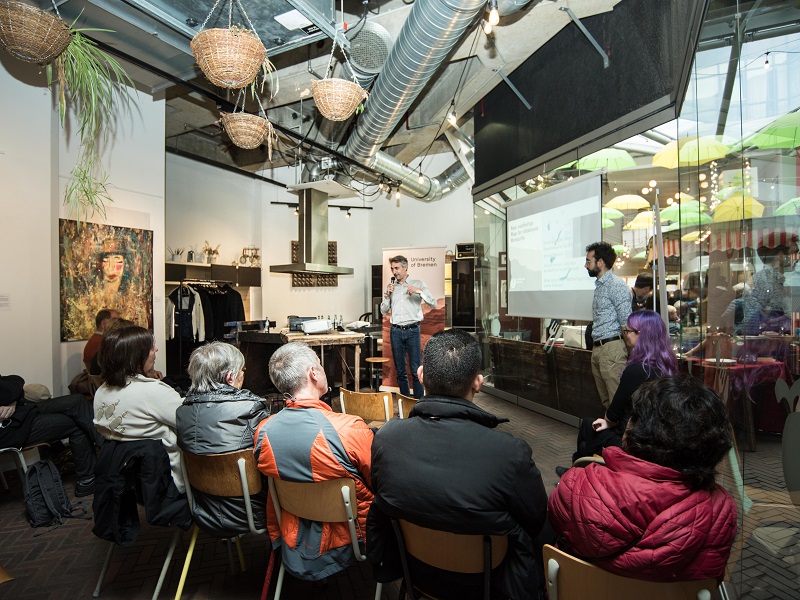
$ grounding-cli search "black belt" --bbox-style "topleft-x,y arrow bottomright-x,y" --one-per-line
392,322 -> 420,330
593,335 -> 622,347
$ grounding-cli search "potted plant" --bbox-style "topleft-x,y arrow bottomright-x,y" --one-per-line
203,241 -> 220,264
0,1 -> 134,220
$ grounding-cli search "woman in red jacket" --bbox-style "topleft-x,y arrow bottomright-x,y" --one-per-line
548,376 -> 738,583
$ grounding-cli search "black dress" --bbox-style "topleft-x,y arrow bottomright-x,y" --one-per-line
574,363 -> 655,461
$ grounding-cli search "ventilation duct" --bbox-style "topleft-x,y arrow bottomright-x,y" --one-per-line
342,20 -> 393,90
269,187 -> 354,275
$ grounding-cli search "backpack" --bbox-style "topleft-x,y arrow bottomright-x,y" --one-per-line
23,459 -> 87,529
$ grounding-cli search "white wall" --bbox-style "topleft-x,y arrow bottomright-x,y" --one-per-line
0,55 -> 166,394
166,152 -> 475,327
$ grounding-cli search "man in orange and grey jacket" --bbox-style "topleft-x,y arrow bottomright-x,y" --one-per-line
253,342 -> 374,581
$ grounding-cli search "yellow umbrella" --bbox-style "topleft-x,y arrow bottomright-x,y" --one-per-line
652,136 -> 729,169
681,231 -> 702,242
606,195 -> 649,210
713,195 -> 764,222
623,210 -> 654,230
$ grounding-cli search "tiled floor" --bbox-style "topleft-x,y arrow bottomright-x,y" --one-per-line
0,391 -> 797,599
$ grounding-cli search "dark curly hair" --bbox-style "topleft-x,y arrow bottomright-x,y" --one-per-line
623,375 -> 732,491
585,241 -> 616,269
98,325 -> 154,388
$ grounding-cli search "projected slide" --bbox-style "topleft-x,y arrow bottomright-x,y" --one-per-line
506,174 -> 602,321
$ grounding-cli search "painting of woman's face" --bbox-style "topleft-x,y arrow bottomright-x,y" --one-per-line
102,253 -> 125,283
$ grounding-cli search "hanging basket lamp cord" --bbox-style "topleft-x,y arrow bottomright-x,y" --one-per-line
199,0 -> 266,49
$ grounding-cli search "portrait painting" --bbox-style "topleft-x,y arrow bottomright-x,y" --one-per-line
59,219 -> 153,341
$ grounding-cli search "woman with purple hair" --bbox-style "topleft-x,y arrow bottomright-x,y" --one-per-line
558,310 -> 678,472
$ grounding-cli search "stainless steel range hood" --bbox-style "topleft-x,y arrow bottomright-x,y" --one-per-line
269,186 -> 354,276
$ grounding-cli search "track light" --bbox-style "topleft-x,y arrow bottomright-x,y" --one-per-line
293,207 -> 299,216
488,0 -> 499,26
764,52 -> 771,71
346,209 -> 351,219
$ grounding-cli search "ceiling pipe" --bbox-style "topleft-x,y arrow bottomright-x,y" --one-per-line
340,0 -> 492,201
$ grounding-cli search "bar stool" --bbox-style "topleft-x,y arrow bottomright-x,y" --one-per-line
365,357 -> 390,391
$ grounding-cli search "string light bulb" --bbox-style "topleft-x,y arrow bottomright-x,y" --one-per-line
483,20 -> 492,35
395,189 -> 401,200
418,170 -> 424,184
488,0 -> 499,26
447,111 -> 457,125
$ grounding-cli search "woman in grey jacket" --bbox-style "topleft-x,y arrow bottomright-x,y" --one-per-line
176,341 -> 270,537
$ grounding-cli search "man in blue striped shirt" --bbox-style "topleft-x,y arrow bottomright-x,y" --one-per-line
585,242 -> 632,408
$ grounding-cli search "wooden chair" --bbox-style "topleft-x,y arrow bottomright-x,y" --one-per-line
174,449 -> 267,599
392,518 -> 508,600
397,393 -> 417,419
340,388 -> 391,426
268,477 -> 382,600
543,544 -> 716,600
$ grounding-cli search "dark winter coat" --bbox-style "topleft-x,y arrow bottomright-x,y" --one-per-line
367,394 -> 549,599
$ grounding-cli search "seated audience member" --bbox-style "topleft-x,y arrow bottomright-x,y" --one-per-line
631,272 -> 655,312
559,309 -> 678,471
367,329 -> 549,600
94,325 -> 185,491
176,341 -> 269,537
83,308 -> 120,370
1,373 -> 103,497
90,318 -> 162,380
254,342 -> 374,581
667,304 -> 681,335
549,376 -> 737,583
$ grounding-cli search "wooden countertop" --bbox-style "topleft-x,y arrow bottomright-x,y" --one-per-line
238,330 -> 365,346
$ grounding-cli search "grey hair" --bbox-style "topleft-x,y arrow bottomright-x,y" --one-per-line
188,341 -> 245,394
269,342 -> 318,395
389,255 -> 408,268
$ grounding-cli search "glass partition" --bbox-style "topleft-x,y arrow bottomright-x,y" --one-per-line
475,1 -> 800,597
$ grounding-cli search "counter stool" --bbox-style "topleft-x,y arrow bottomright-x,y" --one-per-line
365,357 -> 390,391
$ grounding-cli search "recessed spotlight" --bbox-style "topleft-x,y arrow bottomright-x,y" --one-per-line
185,17 -> 199,27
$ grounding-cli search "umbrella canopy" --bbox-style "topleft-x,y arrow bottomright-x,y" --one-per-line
602,207 -> 625,220
575,148 -> 637,172
612,244 -> 630,257
773,197 -> 800,216
606,194 -> 649,210
633,250 -> 647,259
659,201 -> 711,224
742,111 -> 800,150
714,186 -> 741,201
713,195 -> 765,222
652,135 -> 729,169
623,211 -> 655,230
681,231 -> 702,242
602,218 -> 616,229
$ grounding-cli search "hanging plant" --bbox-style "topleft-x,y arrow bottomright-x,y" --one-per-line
190,0 -> 276,96
0,1 -> 135,220
220,89 -> 276,157
308,35 -> 367,122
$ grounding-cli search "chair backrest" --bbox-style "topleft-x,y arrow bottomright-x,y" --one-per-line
268,477 -> 363,559
340,388 -> 391,422
543,544 -> 716,600
783,412 -> 800,505
181,448 -> 262,498
396,393 -> 417,419
397,519 -> 508,573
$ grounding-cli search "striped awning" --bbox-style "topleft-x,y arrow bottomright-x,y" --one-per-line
659,228 -> 798,258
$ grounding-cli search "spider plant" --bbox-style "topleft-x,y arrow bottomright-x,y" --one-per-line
46,20 -> 134,220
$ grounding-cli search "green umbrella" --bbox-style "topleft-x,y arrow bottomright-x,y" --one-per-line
575,149 -> 636,172
612,244 -> 630,257
659,201 -> 709,223
602,207 -> 625,220
633,250 -> 647,259
773,197 -> 800,216
741,112 -> 800,150
714,186 -> 741,201
602,218 -> 615,229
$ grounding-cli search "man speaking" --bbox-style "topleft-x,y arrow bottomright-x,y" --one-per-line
380,255 -> 436,398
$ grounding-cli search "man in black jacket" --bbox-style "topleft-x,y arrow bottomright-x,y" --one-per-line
366,329 -> 549,599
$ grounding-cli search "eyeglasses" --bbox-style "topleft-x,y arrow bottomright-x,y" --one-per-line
621,326 -> 639,335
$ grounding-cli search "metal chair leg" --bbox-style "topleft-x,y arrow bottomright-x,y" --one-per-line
153,529 -> 181,600
93,542 -> 115,597
174,527 -> 199,600
274,561 -> 286,600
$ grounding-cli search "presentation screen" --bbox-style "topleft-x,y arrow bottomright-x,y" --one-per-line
506,173 -> 602,321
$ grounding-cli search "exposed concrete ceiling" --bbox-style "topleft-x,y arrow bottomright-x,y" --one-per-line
31,0 -> 621,183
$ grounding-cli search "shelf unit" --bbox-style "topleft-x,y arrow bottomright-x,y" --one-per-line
165,261 -> 261,287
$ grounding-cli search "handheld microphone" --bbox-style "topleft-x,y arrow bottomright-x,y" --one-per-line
391,277 -> 396,285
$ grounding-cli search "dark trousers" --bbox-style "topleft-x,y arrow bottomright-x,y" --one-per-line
390,325 -> 423,398
26,393 -> 102,481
